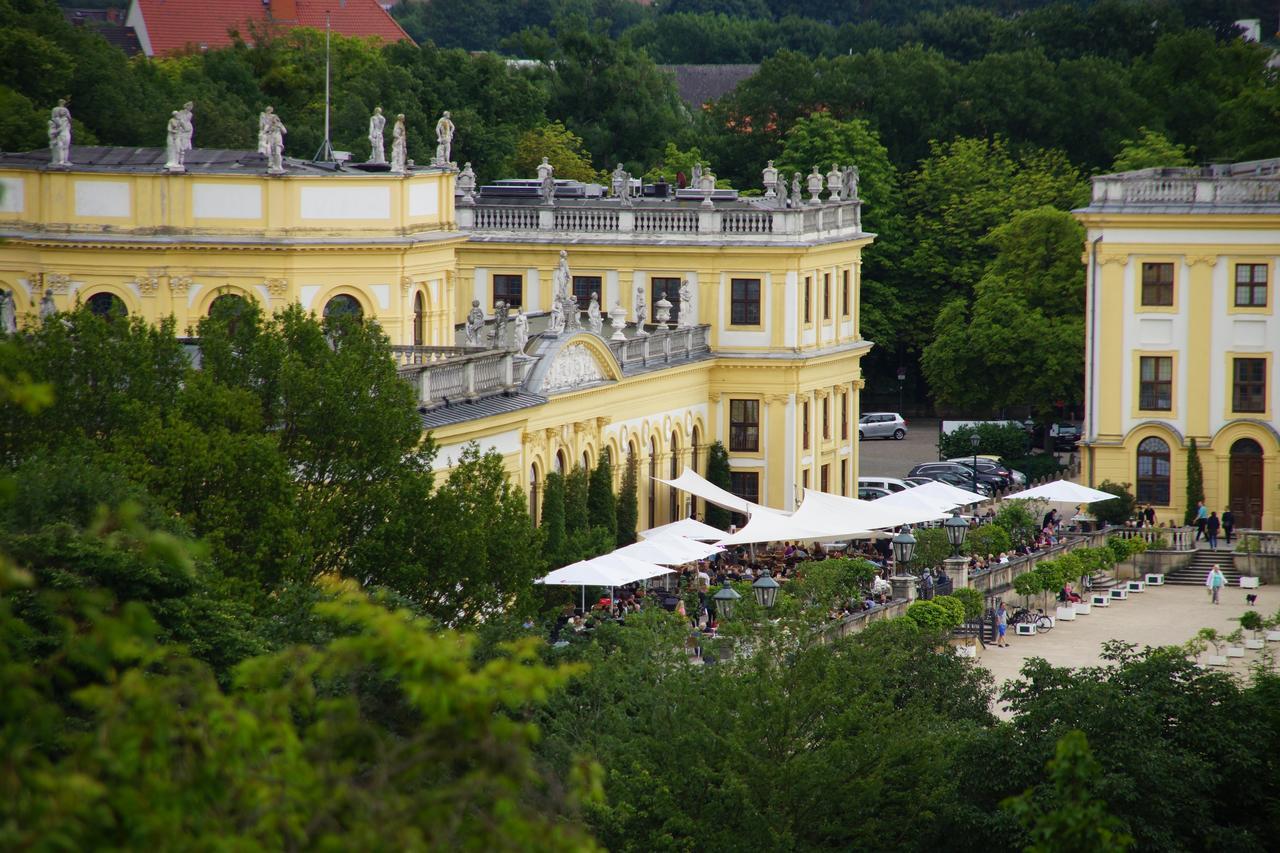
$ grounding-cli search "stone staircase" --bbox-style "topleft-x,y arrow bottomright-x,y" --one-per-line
1165,548 -> 1241,586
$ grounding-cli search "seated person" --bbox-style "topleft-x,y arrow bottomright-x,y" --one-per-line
1060,582 -> 1081,603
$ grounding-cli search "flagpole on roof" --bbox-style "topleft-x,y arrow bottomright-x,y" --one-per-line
313,11 -> 335,162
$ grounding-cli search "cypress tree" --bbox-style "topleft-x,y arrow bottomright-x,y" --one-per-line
588,455 -> 617,544
615,457 -> 639,546
564,465 -> 590,533
704,440 -> 733,530
541,471 -> 567,566
1184,437 -> 1204,526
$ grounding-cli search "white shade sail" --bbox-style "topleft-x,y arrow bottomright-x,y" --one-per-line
717,506 -> 832,545
877,480 -> 986,515
655,469 -> 768,515
1014,480 -> 1118,504
789,489 -> 945,536
640,517 -> 727,542
537,553 -> 674,586
615,534 -> 722,565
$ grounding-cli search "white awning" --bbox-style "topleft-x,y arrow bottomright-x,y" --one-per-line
789,489 -> 943,536
537,553 -> 674,586
877,480 -> 986,514
717,505 -> 833,545
655,469 -> 769,515
639,517 -> 727,542
615,534 -> 722,565
1014,480 -> 1118,504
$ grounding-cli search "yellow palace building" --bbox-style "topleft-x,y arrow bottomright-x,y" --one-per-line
0,145 -> 873,528
1076,160 -> 1280,530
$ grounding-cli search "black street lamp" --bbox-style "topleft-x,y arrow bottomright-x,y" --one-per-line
944,509 -> 969,556
712,579 -> 741,619
752,569 -> 780,610
970,432 -> 981,495
891,525 -> 917,568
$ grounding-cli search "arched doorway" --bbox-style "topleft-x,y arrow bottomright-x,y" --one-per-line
1230,438 -> 1264,529
323,294 -> 363,321
413,291 -> 425,346
86,292 -> 127,319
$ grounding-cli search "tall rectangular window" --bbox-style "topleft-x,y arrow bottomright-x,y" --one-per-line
820,464 -> 830,493
492,274 -> 523,308
841,459 -> 848,496
802,401 -> 810,450
729,399 -> 760,452
731,278 -> 761,325
1141,262 -> 1174,307
823,272 -> 831,320
651,277 -> 681,324
1139,356 -> 1172,411
802,469 -> 809,489
572,275 -> 602,311
841,269 -> 850,316
840,392 -> 848,440
730,471 -> 759,528
1235,264 -> 1268,307
804,276 -> 812,323
822,397 -> 830,439
1233,358 -> 1266,413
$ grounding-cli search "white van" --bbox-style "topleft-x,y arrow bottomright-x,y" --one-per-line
857,476 -> 916,494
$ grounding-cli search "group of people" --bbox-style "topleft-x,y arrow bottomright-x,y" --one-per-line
1192,501 -> 1235,549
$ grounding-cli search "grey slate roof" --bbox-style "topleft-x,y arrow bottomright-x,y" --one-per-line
419,392 -> 547,430
0,146 -> 436,177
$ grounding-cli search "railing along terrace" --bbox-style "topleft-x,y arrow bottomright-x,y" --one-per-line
607,325 -> 711,368
1092,170 -> 1280,206
1240,532 -> 1280,555
458,199 -> 862,240
390,346 -> 531,408
1107,525 -> 1194,551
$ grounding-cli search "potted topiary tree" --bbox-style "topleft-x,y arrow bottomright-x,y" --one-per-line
1239,611 -> 1265,650
1225,628 -> 1246,658
1198,627 -> 1228,666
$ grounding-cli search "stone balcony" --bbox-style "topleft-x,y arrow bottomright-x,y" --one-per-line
1086,158 -> 1280,211
456,197 -> 864,244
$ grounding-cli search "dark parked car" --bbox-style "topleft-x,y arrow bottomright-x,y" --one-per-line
908,462 -> 1003,493
945,457 -> 1017,488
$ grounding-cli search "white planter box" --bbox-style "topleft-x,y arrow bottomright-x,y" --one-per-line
1208,655 -> 1229,667
1109,588 -> 1128,600
1126,580 -> 1146,593
1268,631 -> 1280,643
1145,573 -> 1165,585
955,643 -> 976,658
1239,577 -> 1260,589
1227,647 -> 1246,658
1245,639 -> 1265,650
1091,594 -> 1111,607
1075,601 -> 1092,615
1015,623 -> 1036,636
1056,606 -> 1076,621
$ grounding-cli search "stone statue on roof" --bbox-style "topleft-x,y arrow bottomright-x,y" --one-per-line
257,106 -> 274,156
390,114 -> 407,172
48,99 -> 71,167
611,163 -> 626,198
464,298 -> 485,346
807,166 -> 824,203
512,310 -> 529,351
264,111 -> 287,174
548,294 -> 565,337
456,162 -> 476,200
634,286 -> 648,336
826,163 -> 843,201
587,292 -> 602,335
492,299 -> 508,348
762,160 -> 778,199
434,111 -> 454,166
791,172 -> 802,204
368,107 -> 386,164
678,278 -> 695,329
179,102 -> 194,152
843,164 -> 859,200
165,111 -> 186,172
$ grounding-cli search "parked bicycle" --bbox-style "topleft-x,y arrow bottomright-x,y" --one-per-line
1009,607 -> 1054,633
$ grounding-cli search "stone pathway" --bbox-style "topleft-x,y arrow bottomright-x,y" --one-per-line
976,583 -> 1270,717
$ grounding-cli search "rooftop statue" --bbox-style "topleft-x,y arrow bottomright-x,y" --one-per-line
263,111 -> 287,174
464,298 -> 485,345
257,106 -> 275,156
368,107 -> 386,165
512,310 -> 529,352
391,114 -> 407,172
48,99 -> 71,168
434,110 -> 454,166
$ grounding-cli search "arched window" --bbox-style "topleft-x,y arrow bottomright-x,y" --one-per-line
86,292 -> 126,319
648,437 -> 658,528
323,294 -> 363,321
413,291 -> 425,346
556,449 -> 567,474
1136,436 -> 1171,505
529,465 -> 540,521
583,450 -> 591,471
208,293 -> 250,333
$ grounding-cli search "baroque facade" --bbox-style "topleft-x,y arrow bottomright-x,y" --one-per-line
0,145 -> 873,529
1075,160 -> 1280,530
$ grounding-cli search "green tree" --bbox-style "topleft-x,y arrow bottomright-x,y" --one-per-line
909,526 -> 953,570
1184,438 -> 1204,526
1110,127 -> 1193,172
541,470 -> 568,565
512,121 -> 602,182
703,440 -> 733,530
967,523 -> 1012,559
588,454 -> 617,544
1092,481 -> 1137,527
994,499 -> 1042,549
615,456 -> 638,546
565,465 -> 590,533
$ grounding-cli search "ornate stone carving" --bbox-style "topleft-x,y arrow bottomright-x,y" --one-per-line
434,111 -> 455,166
130,275 -> 160,296
170,275 -> 193,294
400,276 -> 412,296
49,99 -> 72,168
0,290 -> 17,335
464,299 -> 485,346
492,299 -> 509,348
677,278 -> 695,329
368,107 -> 386,165
265,278 -> 288,297
762,160 -> 777,199
45,274 -> 70,294
765,394 -> 790,405
1186,254 -> 1217,267
1097,253 -> 1128,266
587,292 -> 603,335
391,114 -> 407,173
654,289 -> 672,330
541,343 -> 608,394
513,311 -> 529,352
39,289 -> 57,321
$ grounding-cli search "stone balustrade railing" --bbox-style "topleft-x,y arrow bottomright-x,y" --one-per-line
1091,166 -> 1280,207
459,200 -> 862,241
1107,525 -> 1195,551
390,345 -> 532,407
607,325 -> 710,368
1239,531 -> 1280,555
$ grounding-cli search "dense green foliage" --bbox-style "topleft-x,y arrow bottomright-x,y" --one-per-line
703,440 -> 733,529
1092,480 -> 1138,526
939,422 -> 1031,461
1184,437 -> 1205,525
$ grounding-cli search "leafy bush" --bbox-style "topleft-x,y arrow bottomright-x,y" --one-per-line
1091,481 -> 1137,526
951,587 -> 984,620
938,423 -> 1030,461
1005,453 -> 1066,483
967,523 -> 1011,558
1012,570 -> 1044,601
1105,535 -> 1146,562
909,526 -> 954,571
933,594 -> 967,627
994,500 -> 1041,549
1239,610 -> 1264,635
906,599 -> 954,633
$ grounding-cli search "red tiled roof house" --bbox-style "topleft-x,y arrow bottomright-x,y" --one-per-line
125,0 -> 413,57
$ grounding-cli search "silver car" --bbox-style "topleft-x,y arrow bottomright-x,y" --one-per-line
858,412 -> 907,440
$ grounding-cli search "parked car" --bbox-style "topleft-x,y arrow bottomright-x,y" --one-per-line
1051,423 -> 1081,450
945,457 -> 1017,488
857,476 -> 916,494
975,454 -> 1027,485
908,461 -> 1004,492
858,412 -> 908,440
932,471 -> 994,496
903,476 -> 935,488
858,485 -> 892,501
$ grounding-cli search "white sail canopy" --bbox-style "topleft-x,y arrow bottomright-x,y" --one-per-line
1014,480 -> 1118,504
615,534 -> 722,565
655,469 -> 769,515
639,517 -> 727,542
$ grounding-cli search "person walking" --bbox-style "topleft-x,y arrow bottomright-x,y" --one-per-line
1206,563 -> 1227,605
996,601 -> 1009,647
1144,505 -> 1156,527
1194,501 -> 1209,541
1206,511 -> 1221,550
1222,508 -> 1235,545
